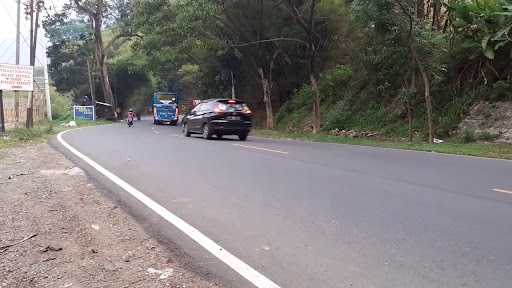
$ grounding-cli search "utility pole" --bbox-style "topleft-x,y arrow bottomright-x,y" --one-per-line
231,71 -> 236,99
15,0 -> 21,127
26,0 -> 42,128
26,0 -> 35,128
44,65 -> 52,120
0,90 -> 5,134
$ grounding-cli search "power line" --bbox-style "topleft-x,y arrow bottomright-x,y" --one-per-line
0,39 -> 8,49
47,0 -> 58,11
0,42 -> 16,61
0,0 -> 48,94
0,0 -> 18,28
0,0 -> 48,67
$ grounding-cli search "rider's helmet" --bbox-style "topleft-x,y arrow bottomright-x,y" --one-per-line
129,108 -> 133,112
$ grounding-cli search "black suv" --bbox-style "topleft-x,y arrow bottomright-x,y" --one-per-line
182,99 -> 253,140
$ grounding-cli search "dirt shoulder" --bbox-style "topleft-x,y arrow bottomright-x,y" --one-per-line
0,143 -> 222,288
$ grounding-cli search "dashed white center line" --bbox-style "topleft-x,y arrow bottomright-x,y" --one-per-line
233,144 -> 289,155
493,188 -> 512,195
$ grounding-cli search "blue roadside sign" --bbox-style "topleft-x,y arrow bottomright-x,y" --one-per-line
73,105 -> 95,121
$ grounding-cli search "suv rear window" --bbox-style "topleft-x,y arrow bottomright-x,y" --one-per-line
217,100 -> 247,111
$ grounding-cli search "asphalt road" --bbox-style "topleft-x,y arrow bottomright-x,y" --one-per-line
60,120 -> 512,288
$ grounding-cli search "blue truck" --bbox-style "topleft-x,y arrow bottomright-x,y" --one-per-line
152,92 -> 179,125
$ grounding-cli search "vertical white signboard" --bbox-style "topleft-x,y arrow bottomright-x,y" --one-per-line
0,64 -> 34,92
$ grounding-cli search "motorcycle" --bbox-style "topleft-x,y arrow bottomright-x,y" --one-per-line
127,111 -> 135,127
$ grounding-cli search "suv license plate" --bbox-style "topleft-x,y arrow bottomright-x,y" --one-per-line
227,116 -> 240,121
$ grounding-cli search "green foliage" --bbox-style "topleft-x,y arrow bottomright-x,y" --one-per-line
110,51 -> 154,111
276,86 -> 312,131
255,129 -> 512,160
323,99 -> 353,130
318,65 -> 353,104
462,129 -> 477,143
489,80 -> 512,101
435,95 -> 473,137
449,0 -> 512,60
50,87 -> 73,121
40,0 -> 512,143
276,65 -> 354,131
10,127 -> 45,141
44,13 -> 93,99
478,131 -> 500,141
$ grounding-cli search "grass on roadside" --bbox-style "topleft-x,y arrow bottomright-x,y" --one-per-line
0,120 -> 112,150
254,129 -> 512,160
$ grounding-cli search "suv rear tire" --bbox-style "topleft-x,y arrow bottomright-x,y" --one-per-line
183,123 -> 191,137
202,124 -> 213,140
238,132 -> 248,141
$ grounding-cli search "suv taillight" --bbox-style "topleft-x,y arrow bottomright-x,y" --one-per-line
213,103 -> 227,113
242,104 -> 252,114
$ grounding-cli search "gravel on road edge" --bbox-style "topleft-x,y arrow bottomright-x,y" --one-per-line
0,143 -> 222,288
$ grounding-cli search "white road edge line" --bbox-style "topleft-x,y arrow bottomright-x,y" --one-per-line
57,130 -> 281,288
233,144 -> 289,155
493,188 -> 512,195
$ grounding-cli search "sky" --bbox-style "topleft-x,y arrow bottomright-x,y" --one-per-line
0,0 -> 66,66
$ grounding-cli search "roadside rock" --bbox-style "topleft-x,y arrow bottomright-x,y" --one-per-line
330,128 -> 380,138
458,101 -> 512,143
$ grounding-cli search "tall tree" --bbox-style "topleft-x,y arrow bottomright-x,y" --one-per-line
279,0 -> 327,133
25,0 -> 44,128
396,0 -> 435,143
72,0 -> 116,118
133,0 -> 295,129
43,12 -> 93,98
223,0 -> 295,129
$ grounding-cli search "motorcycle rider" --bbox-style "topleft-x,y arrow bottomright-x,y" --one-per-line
127,108 -> 135,126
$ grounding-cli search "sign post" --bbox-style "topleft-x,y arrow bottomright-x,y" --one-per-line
0,90 -> 5,134
0,64 -> 34,133
73,106 -> 96,121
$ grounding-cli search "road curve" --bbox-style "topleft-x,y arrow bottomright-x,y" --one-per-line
59,120 -> 512,288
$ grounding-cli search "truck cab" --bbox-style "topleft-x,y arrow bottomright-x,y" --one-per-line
153,92 -> 179,125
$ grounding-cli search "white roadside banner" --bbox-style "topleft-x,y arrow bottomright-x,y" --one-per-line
0,63 -> 34,91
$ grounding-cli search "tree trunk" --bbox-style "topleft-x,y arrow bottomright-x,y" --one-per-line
407,103 -> 413,142
281,0 -> 321,133
92,15 -> 116,119
310,74 -> 321,133
416,0 -> 424,19
432,0 -> 442,31
417,59 -> 434,144
258,67 -> 274,129
308,0 -> 320,134
87,57 -> 95,104
409,51 -> 416,143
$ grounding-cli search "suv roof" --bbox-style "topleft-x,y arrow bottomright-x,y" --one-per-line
201,99 -> 245,103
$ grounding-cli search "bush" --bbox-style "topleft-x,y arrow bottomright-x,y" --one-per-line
276,65 -> 354,131
478,131 -> 499,142
10,127 -> 45,141
319,65 -> 353,104
324,98 -> 352,130
275,85 -> 312,131
51,88 -> 72,121
435,95 -> 473,137
489,81 -> 512,102
462,129 -> 476,143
